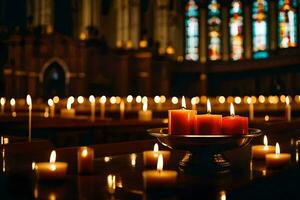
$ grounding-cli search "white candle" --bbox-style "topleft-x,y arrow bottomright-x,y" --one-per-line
251,135 -> 275,159
48,99 -> 55,118
266,143 -> 291,168
0,97 -> 5,115
35,150 -> 68,180
100,96 -> 106,120
61,97 -> 76,118
126,95 -> 133,110
138,101 -> 152,121
247,97 -> 254,121
120,100 -> 125,120
26,95 -> 32,142
143,143 -> 170,167
154,96 -> 162,110
10,98 -> 16,117
286,96 -> 291,122
89,95 -> 95,122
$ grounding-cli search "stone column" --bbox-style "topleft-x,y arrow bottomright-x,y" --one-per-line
129,0 -> 140,49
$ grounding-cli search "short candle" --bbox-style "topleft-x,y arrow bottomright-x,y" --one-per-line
61,97 -> 76,118
143,154 -> 177,189
265,143 -> 291,168
143,143 -> 170,167
251,135 -> 275,159
222,103 -> 248,134
35,150 -> 68,180
138,101 -> 152,121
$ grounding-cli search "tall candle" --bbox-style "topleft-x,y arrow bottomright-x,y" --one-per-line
120,100 -> 125,120
266,143 -> 291,168
138,101 -> 152,121
48,99 -> 55,118
251,135 -> 276,159
77,147 -> 94,174
286,96 -> 291,122
26,95 -> 32,142
126,95 -> 133,110
194,99 -> 222,135
0,97 -> 5,115
247,97 -> 254,121
222,103 -> 248,134
143,154 -> 177,189
89,95 -> 95,122
100,96 -> 106,120
10,98 -> 16,117
168,96 -> 196,135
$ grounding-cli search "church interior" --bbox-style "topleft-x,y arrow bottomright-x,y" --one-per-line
0,0 -> 300,199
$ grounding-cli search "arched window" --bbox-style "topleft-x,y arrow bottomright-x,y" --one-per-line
252,0 -> 269,59
207,0 -> 221,61
185,0 -> 199,61
229,0 -> 244,60
278,0 -> 297,48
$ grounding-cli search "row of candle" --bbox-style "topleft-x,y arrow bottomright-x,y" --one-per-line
169,97 -> 248,135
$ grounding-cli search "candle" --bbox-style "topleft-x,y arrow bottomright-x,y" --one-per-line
286,96 -> 291,122
154,96 -> 162,110
247,97 -> 254,121
10,98 -> 16,117
107,174 -> 116,194
143,154 -> 177,189
126,95 -> 133,110
48,99 -> 55,118
168,96 -> 196,135
77,147 -> 94,174
222,103 -> 248,134
120,100 -> 125,120
0,97 -> 5,115
266,143 -> 291,168
138,101 -> 152,121
251,135 -> 276,159
61,97 -> 76,118
100,96 -> 106,120
191,97 -> 197,110
35,150 -> 68,180
194,99 -> 222,135
89,95 -> 96,122
26,95 -> 32,142
143,143 -> 170,167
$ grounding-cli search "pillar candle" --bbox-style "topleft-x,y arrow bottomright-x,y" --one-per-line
126,95 -> 133,110
10,98 -> 16,117
247,97 -> 254,121
48,99 -> 55,118
194,99 -> 222,135
61,97 -> 76,118
120,100 -> 125,120
168,96 -> 196,135
77,147 -> 94,174
143,154 -> 177,189
266,143 -> 291,168
0,97 -> 5,115
26,95 -> 32,142
89,95 -> 95,122
138,101 -> 152,121
251,135 -> 276,159
143,143 -> 170,167
286,96 -> 291,122
222,103 -> 248,134
100,96 -> 106,120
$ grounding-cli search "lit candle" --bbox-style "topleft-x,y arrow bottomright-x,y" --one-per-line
168,96 -> 196,135
143,143 -> 170,167
89,95 -> 95,122
126,95 -> 133,110
77,147 -> 94,174
60,97 -> 76,118
138,100 -> 152,121
247,97 -> 254,121
154,96 -> 162,110
266,143 -> 291,168
142,154 -> 177,189
286,96 -> 291,122
100,96 -> 106,120
222,103 -> 248,134
35,150 -> 68,180
107,174 -> 116,194
191,97 -> 197,110
48,99 -> 55,118
10,98 -> 16,117
26,95 -> 32,142
251,135 -> 276,159
120,100 -> 125,120
0,97 -> 5,115
194,99 -> 222,135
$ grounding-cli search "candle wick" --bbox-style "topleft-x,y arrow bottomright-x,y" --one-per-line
182,106 -> 186,110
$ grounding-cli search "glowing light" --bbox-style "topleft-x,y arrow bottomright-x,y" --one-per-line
171,97 -> 178,104
263,135 -> 269,150
48,99 -> 54,107
115,96 -> 121,104
77,96 -> 84,104
26,95 -> 32,107
100,96 -> 106,104
234,96 -> 242,104
207,99 -> 211,114
50,150 -> 56,163
10,98 -> 16,106
227,96 -> 234,103
130,153 -> 137,167
136,96 -> 142,103
104,156 -> 112,162
81,147 -> 88,157
142,96 -> 148,104
258,95 -> 265,103
142,101 -> 148,112
218,96 -> 225,104
275,142 -> 280,155
286,96 -> 290,105
181,96 -> 186,109
157,154 -> 163,171
154,96 -> 160,104
126,95 -> 133,103
154,143 -> 159,152
0,97 -> 5,105
230,103 -> 235,116
53,96 -> 59,104
89,95 -> 95,103
110,97 -> 117,104
264,115 -> 270,121
160,96 -> 166,103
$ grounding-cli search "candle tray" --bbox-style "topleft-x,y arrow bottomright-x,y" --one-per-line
148,128 -> 261,174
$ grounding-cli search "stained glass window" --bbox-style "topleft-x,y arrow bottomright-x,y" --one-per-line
252,0 -> 269,59
185,0 -> 199,61
278,0 -> 297,48
208,0 -> 221,60
229,0 -> 243,60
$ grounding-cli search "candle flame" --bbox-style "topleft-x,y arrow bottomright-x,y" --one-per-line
0,97 -> 5,105
154,143 -> 159,152
247,97 -> 252,104
286,96 -> 290,105
48,99 -> 54,107
50,150 -> 56,163
89,95 -> 95,103
207,99 -> 211,114
127,95 -> 133,103
275,143 -> 280,155
32,162 -> 36,170
120,100 -> 125,110
81,147 -> 88,157
142,101 -> 148,111
181,96 -> 186,109
26,95 -> 32,106
230,103 -> 235,116
263,135 -> 269,150
157,154 -> 163,171
10,98 -> 15,106
100,96 -> 106,104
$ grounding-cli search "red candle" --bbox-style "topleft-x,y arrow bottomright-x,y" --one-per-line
168,96 -> 196,135
194,99 -> 222,135
222,103 -> 248,134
